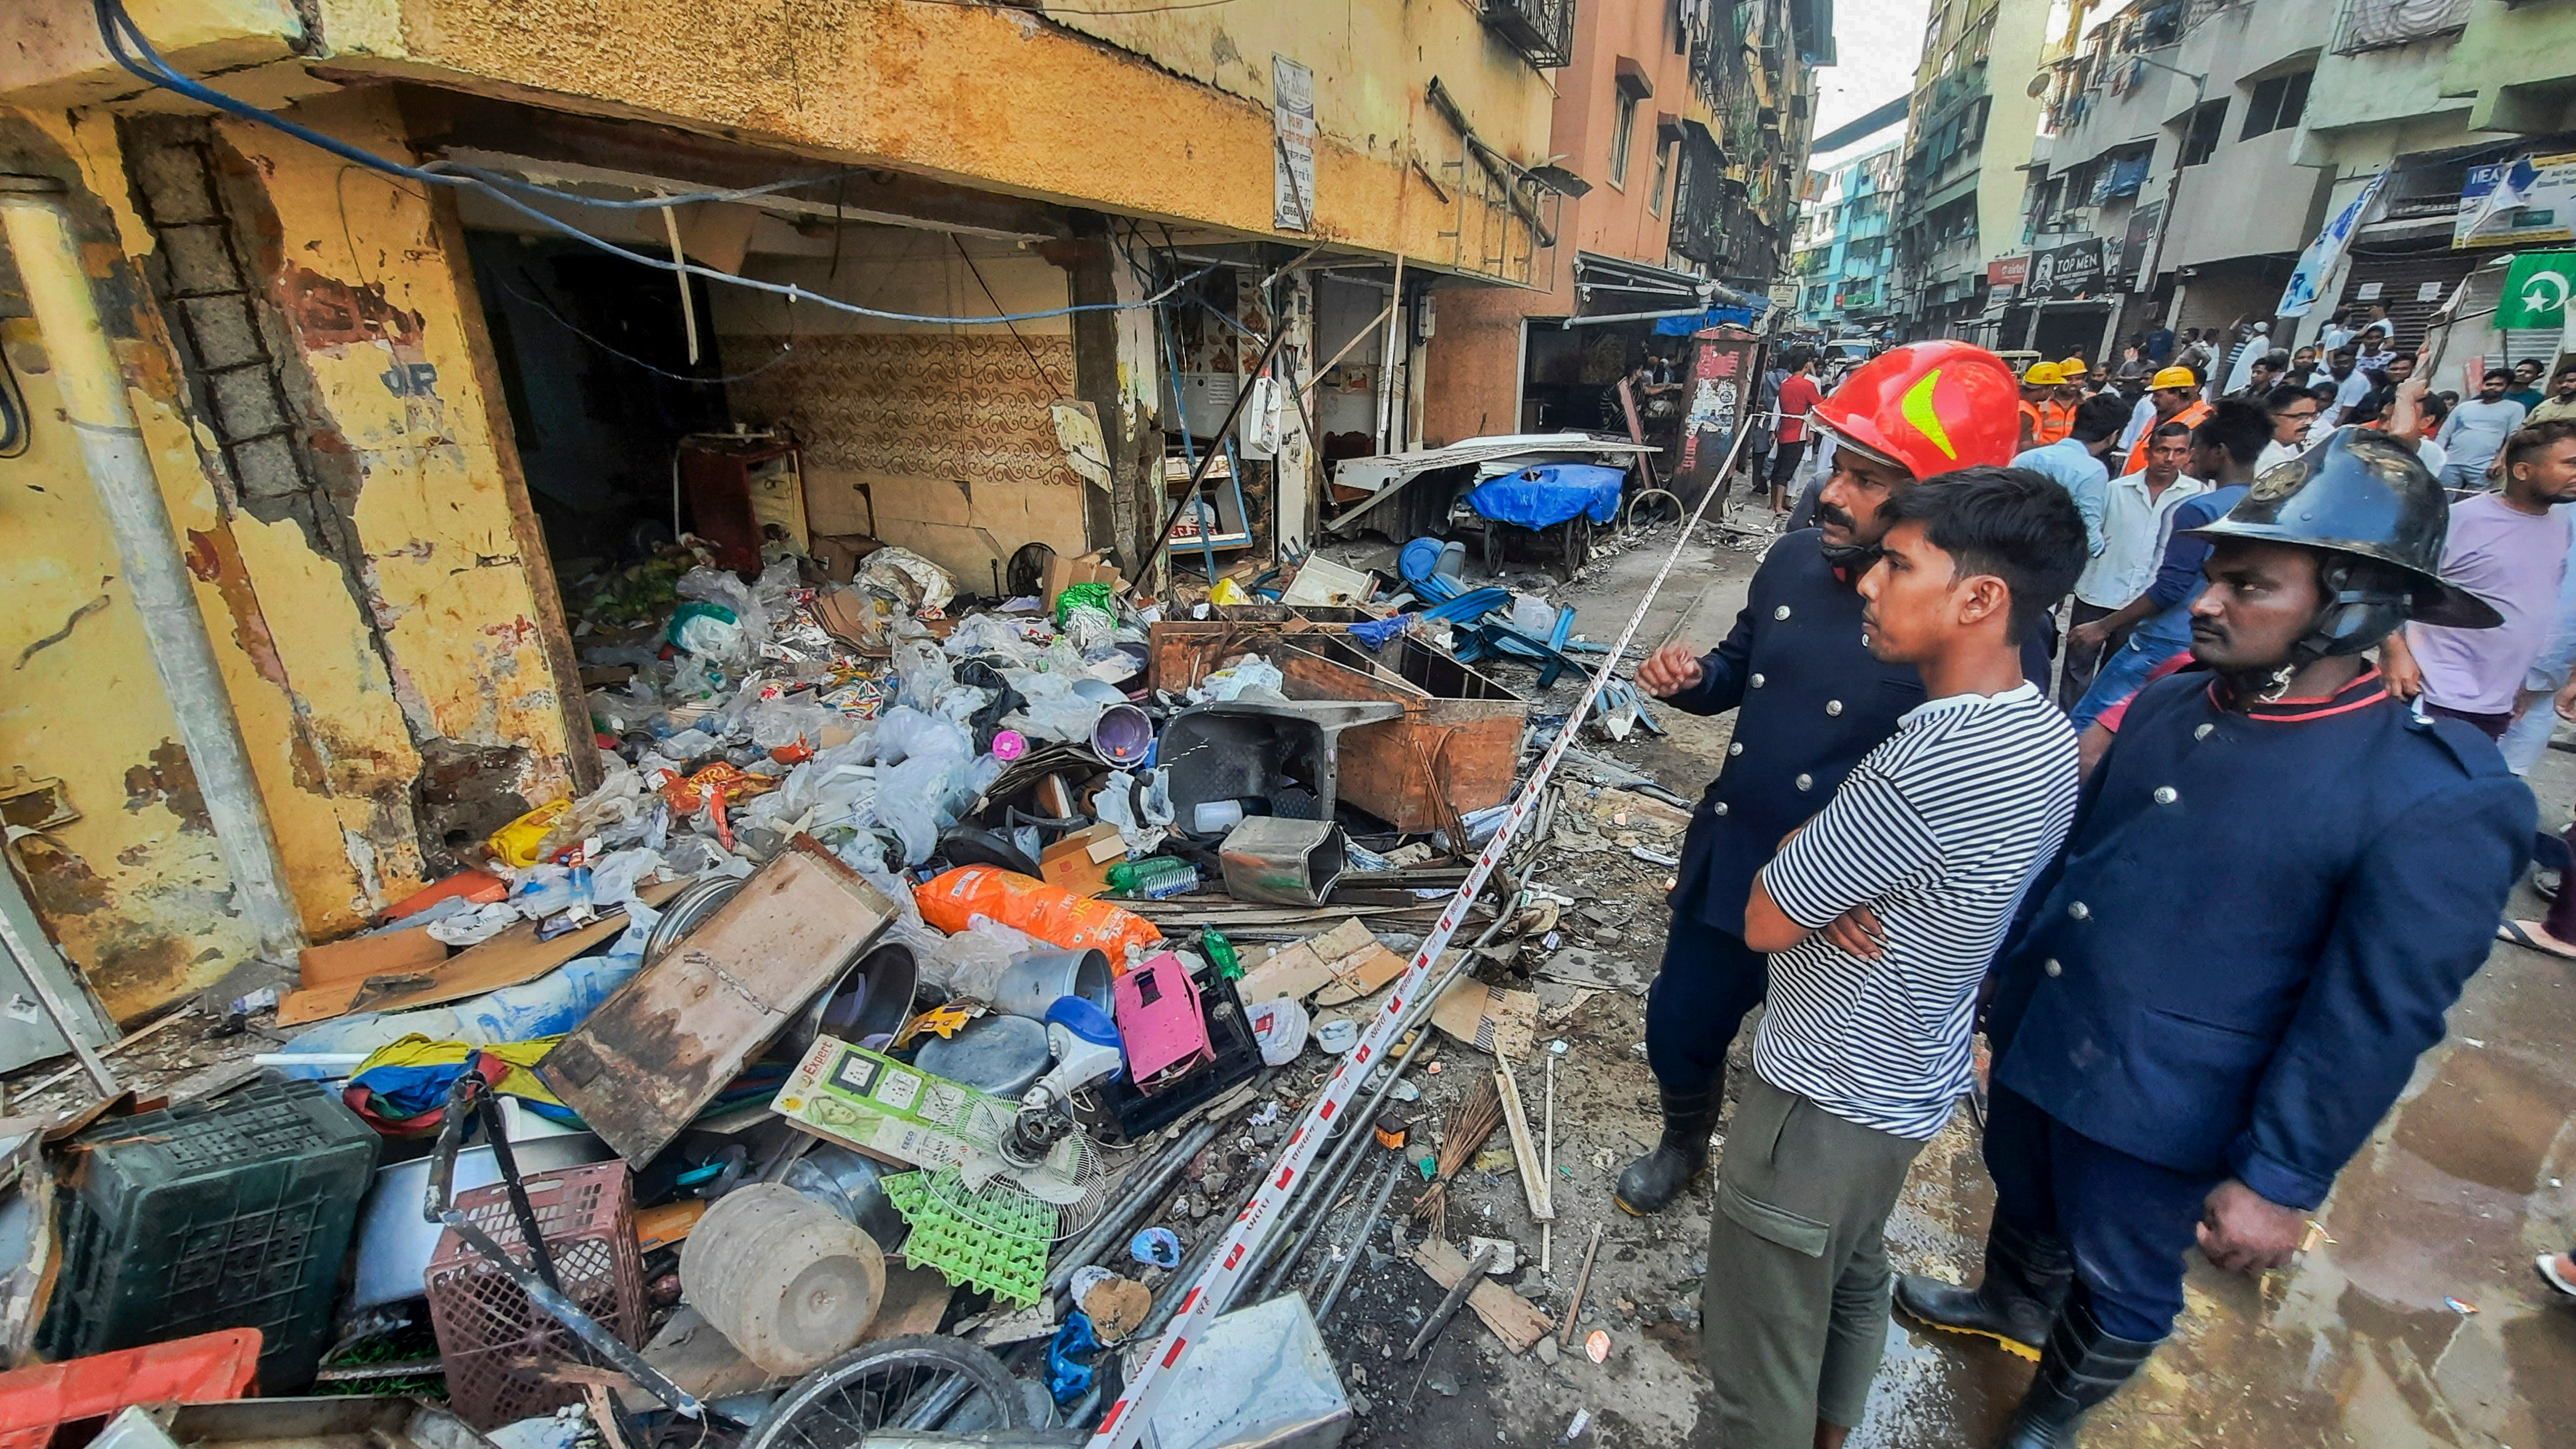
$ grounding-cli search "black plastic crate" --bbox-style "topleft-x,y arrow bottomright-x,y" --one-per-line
1106,959 -> 1262,1140
39,1080 -> 380,1391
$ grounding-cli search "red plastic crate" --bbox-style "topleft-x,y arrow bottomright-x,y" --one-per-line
0,1329 -> 260,1449
424,1161 -> 643,1430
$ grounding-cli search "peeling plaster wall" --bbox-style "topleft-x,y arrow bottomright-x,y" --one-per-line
0,90 -> 577,1021
713,231 -> 1090,584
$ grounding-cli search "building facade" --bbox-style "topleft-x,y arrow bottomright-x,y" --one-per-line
1791,119 -> 1905,336
2007,0 -> 2336,362
2299,0 -> 2576,389
1423,0 -> 1824,445
0,0 -> 1568,1033
1888,0 -> 2060,338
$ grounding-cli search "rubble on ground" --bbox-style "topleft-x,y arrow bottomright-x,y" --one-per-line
0,521 -> 1709,1449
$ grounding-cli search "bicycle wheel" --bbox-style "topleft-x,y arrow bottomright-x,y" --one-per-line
741,1334 -> 1027,1449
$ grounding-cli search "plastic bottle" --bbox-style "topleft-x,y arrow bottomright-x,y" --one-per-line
1201,927 -> 1241,979
1106,857 -> 1199,901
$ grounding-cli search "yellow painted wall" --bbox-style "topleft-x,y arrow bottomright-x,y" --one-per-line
5,0 -> 1556,281
0,91 -> 575,1021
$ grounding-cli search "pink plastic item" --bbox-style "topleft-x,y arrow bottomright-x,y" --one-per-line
1112,950 -> 1214,1091
991,729 -> 1028,763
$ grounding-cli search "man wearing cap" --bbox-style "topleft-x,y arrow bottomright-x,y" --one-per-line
2019,363 -> 2070,450
1619,342 -> 2046,1216
2120,367 -> 2211,475
1895,427 -> 2534,1447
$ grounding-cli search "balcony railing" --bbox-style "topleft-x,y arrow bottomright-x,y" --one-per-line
2332,0 -> 2472,53
1481,0 -> 1577,69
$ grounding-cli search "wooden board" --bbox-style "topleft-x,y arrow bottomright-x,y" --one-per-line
1414,1238 -> 1552,1355
538,839 -> 898,1165
275,881 -> 687,1027
296,925 -> 447,991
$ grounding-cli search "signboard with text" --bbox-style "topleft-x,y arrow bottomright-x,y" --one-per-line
1987,255 -> 2029,302
2028,239 -> 2106,302
1671,330 -> 1764,498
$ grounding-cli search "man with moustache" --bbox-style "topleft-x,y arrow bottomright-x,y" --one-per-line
1895,429 -> 2533,1446
1615,341 -> 2044,1214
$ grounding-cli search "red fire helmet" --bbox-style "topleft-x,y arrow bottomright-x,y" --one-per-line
1807,341 -> 2023,480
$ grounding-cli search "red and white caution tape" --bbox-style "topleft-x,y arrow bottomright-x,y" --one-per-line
1088,420 -> 1761,1448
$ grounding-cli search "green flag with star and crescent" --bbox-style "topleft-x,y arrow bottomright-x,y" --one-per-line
2498,250 -> 2576,329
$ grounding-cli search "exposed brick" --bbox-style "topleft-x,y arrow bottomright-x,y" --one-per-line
229,433 -> 306,500
156,224 -> 241,296
206,366 -> 286,440
130,143 -> 217,225
177,295 -> 265,370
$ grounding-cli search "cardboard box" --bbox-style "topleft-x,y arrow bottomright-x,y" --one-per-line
1043,549 -> 1124,609
808,533 -> 884,584
1040,822 -> 1128,898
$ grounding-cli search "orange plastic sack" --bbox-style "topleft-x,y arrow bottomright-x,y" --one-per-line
913,866 -> 1162,964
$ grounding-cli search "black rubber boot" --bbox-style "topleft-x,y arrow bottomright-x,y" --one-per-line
1614,1081 -> 1722,1215
1994,1290 -> 2160,1448
1893,1217 -> 2073,1359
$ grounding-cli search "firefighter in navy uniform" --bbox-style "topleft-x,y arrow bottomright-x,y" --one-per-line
1622,341 -> 2035,1214
1896,428 -> 2536,1446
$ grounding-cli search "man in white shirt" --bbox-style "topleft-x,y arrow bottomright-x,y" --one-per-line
1703,467 -> 2085,1449
2326,348 -> 2374,424
2062,423 -> 2207,708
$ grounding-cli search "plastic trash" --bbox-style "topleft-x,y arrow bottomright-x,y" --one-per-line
1130,1227 -> 1182,1269
1509,592 -> 1559,637
1315,1019 -> 1359,1054
914,866 -> 1162,960
1106,857 -> 1198,901
1192,798 -> 1248,833
1196,657 -> 1284,702
666,600 -> 744,659
1246,997 -> 1310,1065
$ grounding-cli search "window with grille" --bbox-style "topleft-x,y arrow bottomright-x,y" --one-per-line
2240,70 -> 2312,139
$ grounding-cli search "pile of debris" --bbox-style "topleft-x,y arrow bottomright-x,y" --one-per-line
0,528 -> 1689,1449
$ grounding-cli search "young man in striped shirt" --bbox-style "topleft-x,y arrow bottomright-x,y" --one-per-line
1701,468 -> 2088,1448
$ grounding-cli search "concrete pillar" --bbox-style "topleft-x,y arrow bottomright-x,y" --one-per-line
1059,215 -> 1161,576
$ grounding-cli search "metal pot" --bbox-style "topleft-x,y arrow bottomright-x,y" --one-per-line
799,940 -> 921,1050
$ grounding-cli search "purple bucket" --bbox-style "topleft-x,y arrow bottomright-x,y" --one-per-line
1093,702 -> 1153,766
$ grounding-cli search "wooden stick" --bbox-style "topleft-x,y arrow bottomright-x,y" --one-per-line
1542,1053 -> 1557,1272
1406,1243 -> 1497,1360
1496,1060 -> 1553,1222
1558,1222 -> 1606,1350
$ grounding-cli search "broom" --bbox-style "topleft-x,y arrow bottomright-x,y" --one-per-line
1411,1072 -> 1504,1225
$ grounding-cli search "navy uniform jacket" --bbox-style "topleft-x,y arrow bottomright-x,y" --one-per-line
1662,528 -> 2053,933
1988,666 -> 2534,1211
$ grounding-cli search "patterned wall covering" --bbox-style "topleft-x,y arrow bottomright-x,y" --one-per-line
721,332 -> 1080,494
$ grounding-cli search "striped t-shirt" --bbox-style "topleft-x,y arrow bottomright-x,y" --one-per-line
1752,682 -> 2079,1140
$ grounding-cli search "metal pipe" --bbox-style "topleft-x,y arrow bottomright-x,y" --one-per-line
0,178 -> 305,963
1138,1166 -> 1268,1341
1374,253 -> 1406,453
1234,950 -> 1472,1301
1311,1152 -> 1403,1326
1045,1117 -> 1220,1302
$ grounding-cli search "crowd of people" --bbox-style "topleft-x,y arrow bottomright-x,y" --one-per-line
1629,334 -> 2576,1447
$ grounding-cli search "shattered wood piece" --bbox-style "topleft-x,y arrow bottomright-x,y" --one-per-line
274,881 -> 686,1027
1431,978 -> 1539,1062
1496,1060 -> 1553,1221
540,840 -> 897,1165
1413,1238 -> 1552,1354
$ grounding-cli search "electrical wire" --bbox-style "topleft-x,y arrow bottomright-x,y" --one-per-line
0,340 -> 28,459
494,270 -> 800,385
952,233 -> 1070,395
92,0 -> 1221,330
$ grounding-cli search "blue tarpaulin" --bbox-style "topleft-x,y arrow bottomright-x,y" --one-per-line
1653,303 -> 1766,334
1466,464 -> 1626,530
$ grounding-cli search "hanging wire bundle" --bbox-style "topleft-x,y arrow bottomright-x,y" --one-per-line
1410,1071 -> 1504,1227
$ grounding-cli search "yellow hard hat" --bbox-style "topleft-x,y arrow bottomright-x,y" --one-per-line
2150,365 -> 2199,390
2022,362 -> 2067,386
2058,356 -> 2090,376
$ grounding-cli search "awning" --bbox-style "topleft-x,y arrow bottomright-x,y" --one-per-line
1914,169 -> 1981,217
1574,252 -> 1713,316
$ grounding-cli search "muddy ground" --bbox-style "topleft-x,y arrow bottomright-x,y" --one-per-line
1298,488 -> 2576,1449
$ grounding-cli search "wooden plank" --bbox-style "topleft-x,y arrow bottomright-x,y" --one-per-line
274,882 -> 685,1027
1413,1238 -> 1551,1355
1495,1062 -> 1553,1222
538,839 -> 897,1166
297,925 -> 447,991
1431,979 -> 1538,1061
